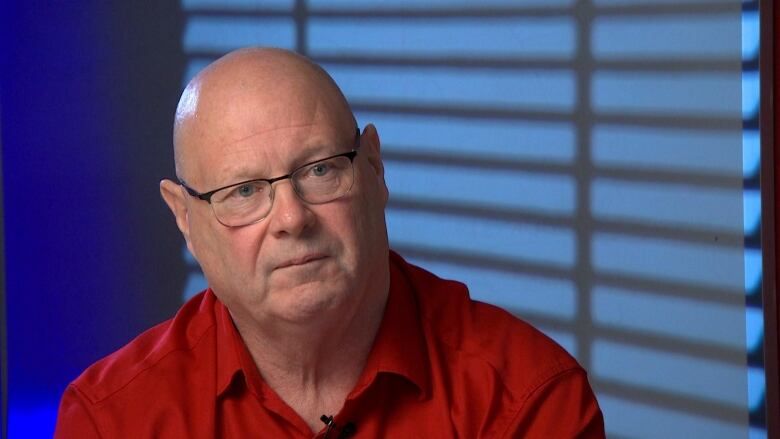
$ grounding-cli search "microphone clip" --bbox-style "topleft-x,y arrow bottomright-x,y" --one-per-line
320,414 -> 356,438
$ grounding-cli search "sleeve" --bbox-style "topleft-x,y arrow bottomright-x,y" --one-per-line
502,368 -> 605,439
53,384 -> 103,439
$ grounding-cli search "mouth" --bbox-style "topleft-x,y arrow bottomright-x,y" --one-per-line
275,253 -> 327,270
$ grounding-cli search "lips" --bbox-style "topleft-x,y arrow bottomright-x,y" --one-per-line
275,253 -> 327,269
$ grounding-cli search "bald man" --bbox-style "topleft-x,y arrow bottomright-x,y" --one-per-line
55,48 -> 604,438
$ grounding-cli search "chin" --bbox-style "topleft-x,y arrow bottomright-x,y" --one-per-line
272,282 -> 347,323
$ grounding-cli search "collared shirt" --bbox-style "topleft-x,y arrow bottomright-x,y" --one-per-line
55,251 -> 604,438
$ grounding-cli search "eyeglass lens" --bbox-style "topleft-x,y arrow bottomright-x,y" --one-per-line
212,155 -> 355,226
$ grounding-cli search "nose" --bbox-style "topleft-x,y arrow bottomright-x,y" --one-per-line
266,179 -> 315,237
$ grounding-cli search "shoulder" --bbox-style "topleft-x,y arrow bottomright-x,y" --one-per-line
392,253 -> 582,398
392,254 -> 605,438
68,290 -> 217,404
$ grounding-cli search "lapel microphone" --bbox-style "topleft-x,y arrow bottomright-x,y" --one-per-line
320,415 -> 357,438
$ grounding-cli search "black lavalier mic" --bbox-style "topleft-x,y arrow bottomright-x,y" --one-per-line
320,415 -> 357,438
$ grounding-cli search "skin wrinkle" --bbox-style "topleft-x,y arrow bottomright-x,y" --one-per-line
178,123 -> 328,188
194,123 -> 352,192
159,47 -> 390,433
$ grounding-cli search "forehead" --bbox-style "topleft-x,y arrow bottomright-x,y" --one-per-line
179,82 -> 353,187
192,122 -> 352,189
175,52 -> 354,187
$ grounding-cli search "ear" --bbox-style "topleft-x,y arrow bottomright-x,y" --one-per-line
360,123 -> 389,204
160,179 -> 197,257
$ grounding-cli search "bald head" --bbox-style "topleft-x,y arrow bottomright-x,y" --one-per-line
160,46 -> 389,336
173,48 -> 355,180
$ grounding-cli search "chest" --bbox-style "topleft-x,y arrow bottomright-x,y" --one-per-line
213,375 -> 512,439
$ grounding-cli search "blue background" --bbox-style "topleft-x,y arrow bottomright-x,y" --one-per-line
0,1 -> 768,438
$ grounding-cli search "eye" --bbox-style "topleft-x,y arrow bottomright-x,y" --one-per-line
236,184 -> 255,197
230,182 -> 264,199
310,162 -> 330,177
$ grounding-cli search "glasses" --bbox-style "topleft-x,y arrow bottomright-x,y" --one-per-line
180,128 -> 360,227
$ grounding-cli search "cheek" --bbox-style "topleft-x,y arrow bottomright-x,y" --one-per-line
185,209 -> 216,262
342,187 -> 388,256
216,227 -> 267,278
188,215 -> 266,288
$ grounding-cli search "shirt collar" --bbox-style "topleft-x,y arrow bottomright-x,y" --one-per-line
213,250 -> 431,399
350,251 -> 431,399
214,291 -> 245,397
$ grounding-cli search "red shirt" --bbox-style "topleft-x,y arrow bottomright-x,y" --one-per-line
55,251 -> 604,438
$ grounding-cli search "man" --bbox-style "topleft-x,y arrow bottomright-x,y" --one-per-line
55,47 -> 604,438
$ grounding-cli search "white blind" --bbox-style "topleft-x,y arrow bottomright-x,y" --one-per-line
178,1 -> 765,437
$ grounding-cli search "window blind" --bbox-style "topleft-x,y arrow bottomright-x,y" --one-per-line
179,1 -> 765,437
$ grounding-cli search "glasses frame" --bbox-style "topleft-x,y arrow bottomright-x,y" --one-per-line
178,128 -> 361,226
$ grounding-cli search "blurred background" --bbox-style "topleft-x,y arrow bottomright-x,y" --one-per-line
0,0 -> 771,437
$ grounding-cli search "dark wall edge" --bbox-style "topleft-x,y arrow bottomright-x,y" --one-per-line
761,0 -> 779,436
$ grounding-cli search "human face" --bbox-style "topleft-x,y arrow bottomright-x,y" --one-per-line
173,120 -> 389,327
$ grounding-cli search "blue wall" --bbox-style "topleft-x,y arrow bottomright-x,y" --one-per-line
1,1 -> 187,436
1,0 -> 768,438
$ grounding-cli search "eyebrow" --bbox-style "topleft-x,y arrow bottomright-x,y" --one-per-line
186,128 -> 359,195
216,142 -> 342,186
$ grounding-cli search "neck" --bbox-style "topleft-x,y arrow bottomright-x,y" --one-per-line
229,278 -> 390,432
240,295 -> 387,384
